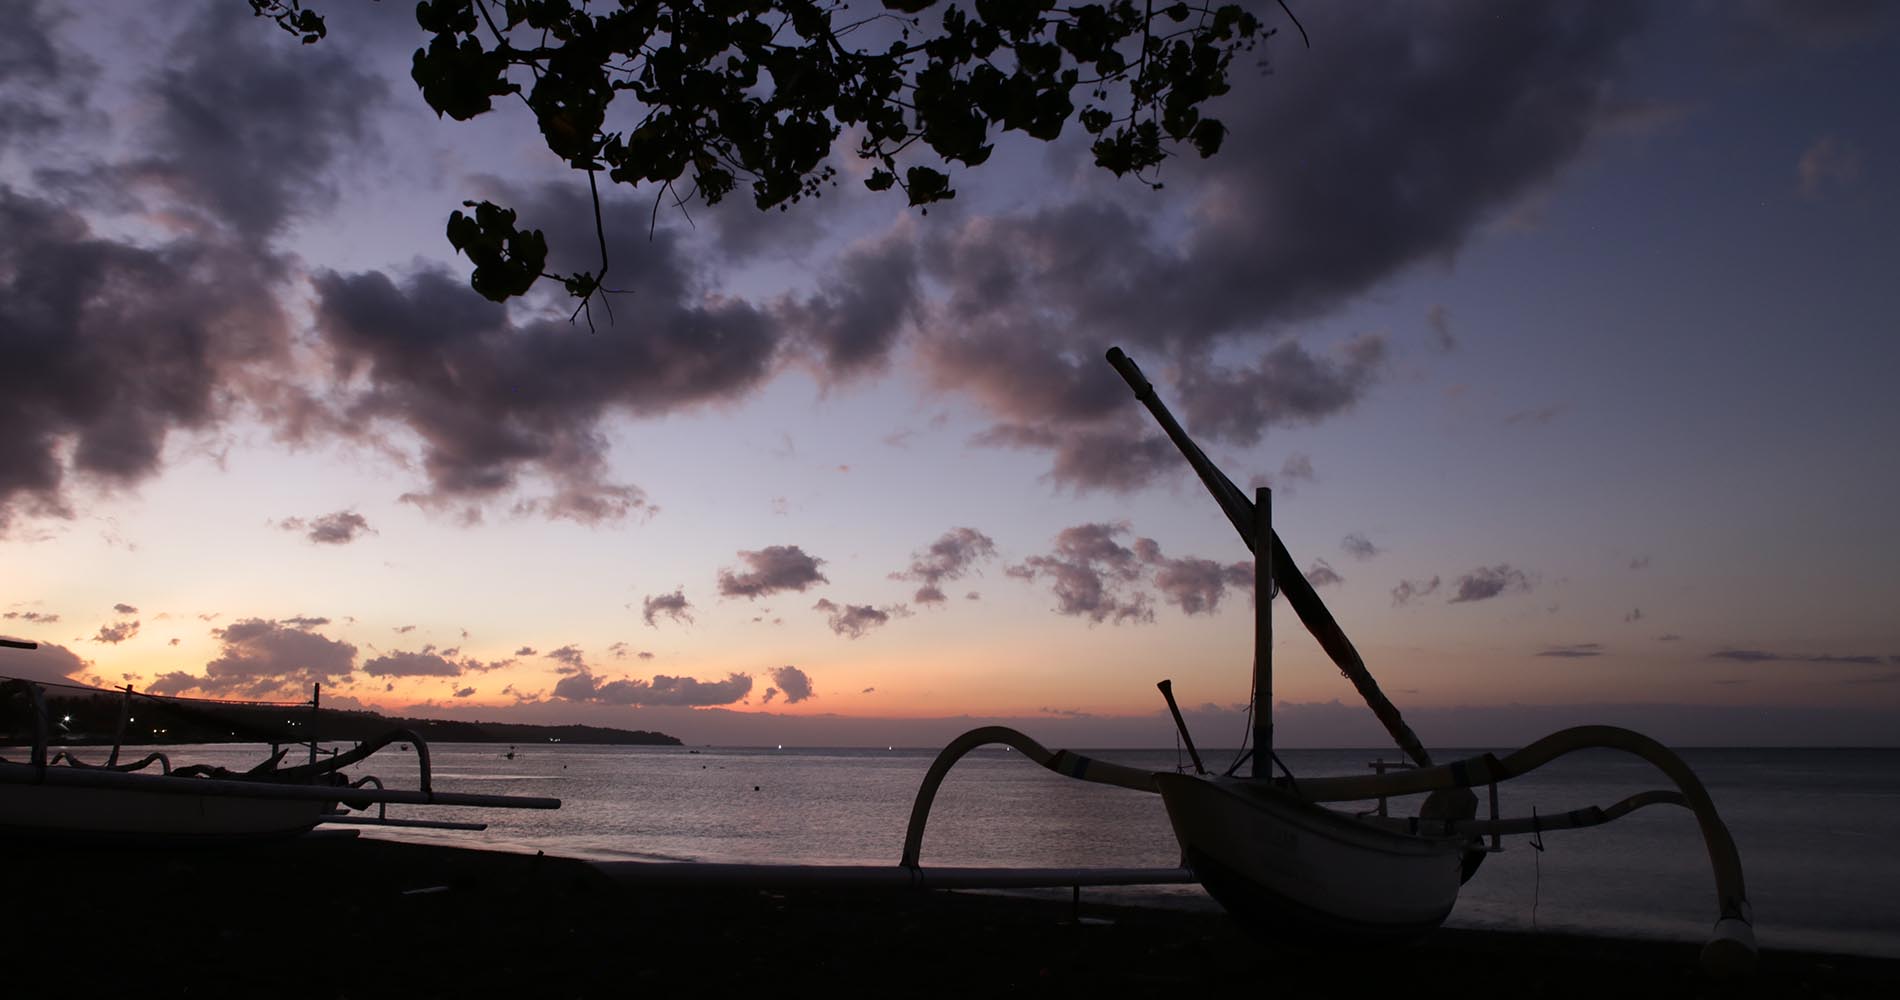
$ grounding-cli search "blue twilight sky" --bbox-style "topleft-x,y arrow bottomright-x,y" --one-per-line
1,1 -> 1896,747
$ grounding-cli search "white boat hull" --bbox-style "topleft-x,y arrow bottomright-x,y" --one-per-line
1157,773 -> 1465,941
0,779 -> 331,846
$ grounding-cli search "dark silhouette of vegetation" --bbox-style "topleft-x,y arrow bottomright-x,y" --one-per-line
249,1 -> 1281,322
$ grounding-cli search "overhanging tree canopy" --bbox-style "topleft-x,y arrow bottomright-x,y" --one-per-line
251,1 -> 1285,313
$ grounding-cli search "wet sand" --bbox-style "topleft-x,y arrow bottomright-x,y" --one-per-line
14,835 -> 1893,998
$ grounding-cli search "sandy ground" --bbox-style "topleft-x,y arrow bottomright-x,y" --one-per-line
10,834 -> 1893,998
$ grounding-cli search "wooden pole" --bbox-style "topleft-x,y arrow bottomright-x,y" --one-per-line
1253,486 -> 1272,777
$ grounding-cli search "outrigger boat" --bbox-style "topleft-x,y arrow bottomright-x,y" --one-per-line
898,348 -> 1755,975
0,653 -> 559,845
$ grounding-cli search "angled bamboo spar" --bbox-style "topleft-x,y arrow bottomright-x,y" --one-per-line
1105,347 -> 1434,769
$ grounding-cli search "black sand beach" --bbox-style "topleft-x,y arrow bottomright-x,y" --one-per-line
13,835 -> 1892,999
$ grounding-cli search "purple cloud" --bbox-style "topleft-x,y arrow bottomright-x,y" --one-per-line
1449,565 -> 1534,604
362,647 -> 465,677
717,545 -> 829,600
768,665 -> 815,704
281,510 -> 374,545
1391,576 -> 1441,607
641,589 -> 694,628
1537,643 -> 1604,659
813,599 -> 906,640
93,620 -> 140,644
895,527 -> 997,605
1009,523 -> 1153,625
1305,560 -> 1344,588
552,668 -> 753,707
1341,533 -> 1382,560
1134,537 -> 1252,614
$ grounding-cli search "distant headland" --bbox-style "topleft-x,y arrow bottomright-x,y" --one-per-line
10,688 -> 682,748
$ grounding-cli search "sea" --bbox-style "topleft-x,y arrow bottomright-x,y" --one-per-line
168,742 -> 1899,959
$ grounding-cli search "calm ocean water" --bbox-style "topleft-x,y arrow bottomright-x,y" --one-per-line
169,742 -> 1899,958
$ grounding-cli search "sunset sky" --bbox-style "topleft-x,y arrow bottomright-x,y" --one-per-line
3,1 -> 1896,747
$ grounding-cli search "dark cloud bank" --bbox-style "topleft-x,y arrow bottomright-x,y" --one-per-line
1,3 -> 1650,530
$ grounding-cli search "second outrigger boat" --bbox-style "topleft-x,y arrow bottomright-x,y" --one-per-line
901,348 -> 1755,975
0,659 -> 560,845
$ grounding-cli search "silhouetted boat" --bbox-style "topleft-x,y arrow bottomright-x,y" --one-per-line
0,670 -> 560,845
901,348 -> 1755,975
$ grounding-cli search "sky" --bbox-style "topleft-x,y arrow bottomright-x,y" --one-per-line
2,1 -> 1897,748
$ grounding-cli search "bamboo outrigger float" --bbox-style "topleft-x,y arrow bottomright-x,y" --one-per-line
0,665 -> 560,845
900,348 -> 1756,975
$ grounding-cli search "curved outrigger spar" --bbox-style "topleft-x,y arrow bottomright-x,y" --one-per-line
901,348 -> 1755,976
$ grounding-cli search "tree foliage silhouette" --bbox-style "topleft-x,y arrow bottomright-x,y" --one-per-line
251,1 -> 1279,317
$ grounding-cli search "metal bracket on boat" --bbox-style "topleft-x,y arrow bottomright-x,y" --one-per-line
1285,725 -> 1756,975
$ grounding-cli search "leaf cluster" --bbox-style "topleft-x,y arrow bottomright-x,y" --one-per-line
252,1 -> 1269,310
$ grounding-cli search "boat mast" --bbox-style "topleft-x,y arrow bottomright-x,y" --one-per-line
1253,486 -> 1272,777
1106,347 -> 1435,770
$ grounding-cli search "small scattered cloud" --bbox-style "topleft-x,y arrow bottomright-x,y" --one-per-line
113,603 -> 139,615
1038,707 -> 1097,720
1391,576 -> 1441,607
717,545 -> 829,600
1009,523 -> 1155,625
1843,674 -> 1900,685
545,645 -> 587,670
280,510 -> 374,545
1624,608 -> 1644,623
607,641 -> 630,658
280,615 -> 330,628
768,665 -> 815,704
452,686 -> 476,698
3,611 -> 59,624
393,624 -> 416,634
642,589 -> 695,627
637,651 -> 654,660
1629,555 -> 1650,570
1537,643 -> 1604,658
1279,453 -> 1315,486
861,686 -> 875,694
1135,537 -> 1252,615
812,599 -> 907,639
362,646 -> 464,677
514,645 -> 537,656
1427,304 -> 1456,352
1657,633 -> 1683,642
1709,649 -> 1886,666
94,620 -> 140,644
1341,533 -> 1381,561
1306,559 -> 1344,587
894,527 -> 997,605
1504,405 -> 1563,426
1797,135 -> 1863,199
1448,565 -> 1534,604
